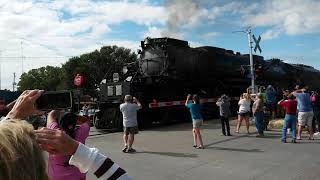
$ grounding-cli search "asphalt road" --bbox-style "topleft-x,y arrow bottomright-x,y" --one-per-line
86,120 -> 320,180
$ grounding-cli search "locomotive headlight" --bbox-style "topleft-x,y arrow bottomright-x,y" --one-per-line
122,66 -> 128,74
113,73 -> 119,82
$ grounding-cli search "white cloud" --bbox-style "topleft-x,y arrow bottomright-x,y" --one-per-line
143,26 -> 163,38
0,0 -> 168,90
201,32 -> 219,40
261,29 -> 282,40
244,0 -> 320,38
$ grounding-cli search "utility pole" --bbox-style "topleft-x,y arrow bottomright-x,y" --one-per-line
0,50 -> 1,90
246,27 -> 255,94
20,41 -> 24,75
13,73 -> 16,91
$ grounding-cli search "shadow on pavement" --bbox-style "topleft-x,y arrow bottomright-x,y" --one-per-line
135,151 -> 198,158
205,146 -> 264,153
205,134 -> 251,147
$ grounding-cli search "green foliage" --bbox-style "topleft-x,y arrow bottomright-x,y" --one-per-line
17,45 -> 137,96
18,66 -> 64,91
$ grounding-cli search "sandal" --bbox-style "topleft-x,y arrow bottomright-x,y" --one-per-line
196,146 -> 204,149
193,145 -> 197,148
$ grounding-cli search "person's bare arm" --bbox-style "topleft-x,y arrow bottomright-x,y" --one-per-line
185,94 -> 191,106
46,110 -> 58,128
292,89 -> 304,97
133,97 -> 142,108
35,127 -> 78,155
278,99 -> 284,105
5,100 -> 16,110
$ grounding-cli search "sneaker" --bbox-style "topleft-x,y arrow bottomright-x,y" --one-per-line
281,139 -> 286,143
291,139 -> 296,143
122,146 -> 128,153
126,148 -> 136,153
256,134 -> 264,138
314,132 -> 320,136
296,136 -> 302,140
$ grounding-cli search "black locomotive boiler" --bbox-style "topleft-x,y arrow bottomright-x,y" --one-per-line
94,37 -> 320,129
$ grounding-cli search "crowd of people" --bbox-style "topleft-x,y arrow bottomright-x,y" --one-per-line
234,84 -> 320,143
1,85 -> 320,180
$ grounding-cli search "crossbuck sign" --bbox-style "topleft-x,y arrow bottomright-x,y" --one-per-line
252,34 -> 262,53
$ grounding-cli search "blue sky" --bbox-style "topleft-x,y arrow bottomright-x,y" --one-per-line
0,0 -> 319,90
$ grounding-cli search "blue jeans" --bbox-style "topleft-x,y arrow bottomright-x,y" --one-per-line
254,111 -> 264,134
281,114 -> 297,140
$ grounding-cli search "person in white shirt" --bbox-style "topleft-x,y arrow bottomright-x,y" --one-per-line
119,95 -> 142,153
236,93 -> 252,134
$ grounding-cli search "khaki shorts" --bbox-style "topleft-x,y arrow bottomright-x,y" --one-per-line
298,111 -> 313,127
192,119 -> 203,128
124,126 -> 139,135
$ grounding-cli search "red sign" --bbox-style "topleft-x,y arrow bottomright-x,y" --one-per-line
74,74 -> 84,87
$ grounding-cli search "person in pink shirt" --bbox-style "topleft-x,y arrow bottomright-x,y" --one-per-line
47,110 -> 90,180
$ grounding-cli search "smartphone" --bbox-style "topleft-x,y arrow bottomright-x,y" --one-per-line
35,90 -> 73,111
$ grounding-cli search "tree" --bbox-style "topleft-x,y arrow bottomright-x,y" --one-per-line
17,45 -> 137,96
18,66 -> 64,91
62,45 -> 137,96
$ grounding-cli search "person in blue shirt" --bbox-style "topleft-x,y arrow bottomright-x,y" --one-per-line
266,85 -> 277,119
185,94 -> 204,149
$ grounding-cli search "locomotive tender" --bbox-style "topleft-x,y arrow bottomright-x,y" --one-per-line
94,37 -> 320,129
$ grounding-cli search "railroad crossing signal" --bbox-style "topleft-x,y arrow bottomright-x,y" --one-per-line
252,34 -> 262,53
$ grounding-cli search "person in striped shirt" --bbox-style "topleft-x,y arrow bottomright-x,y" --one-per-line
35,128 -> 130,180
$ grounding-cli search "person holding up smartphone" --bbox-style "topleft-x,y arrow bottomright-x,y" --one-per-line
120,95 -> 142,153
185,94 -> 204,149
1,89 -> 130,180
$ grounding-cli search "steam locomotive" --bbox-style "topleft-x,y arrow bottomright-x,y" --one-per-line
94,37 -> 320,129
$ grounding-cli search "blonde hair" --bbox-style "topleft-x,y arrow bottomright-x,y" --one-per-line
0,120 -> 48,180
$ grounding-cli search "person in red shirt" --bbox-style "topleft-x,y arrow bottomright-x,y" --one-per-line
278,94 -> 298,143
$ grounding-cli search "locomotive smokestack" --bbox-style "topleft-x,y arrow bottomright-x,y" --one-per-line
162,0 -> 203,38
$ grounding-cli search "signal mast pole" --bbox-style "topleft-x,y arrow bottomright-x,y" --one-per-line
246,28 -> 255,94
